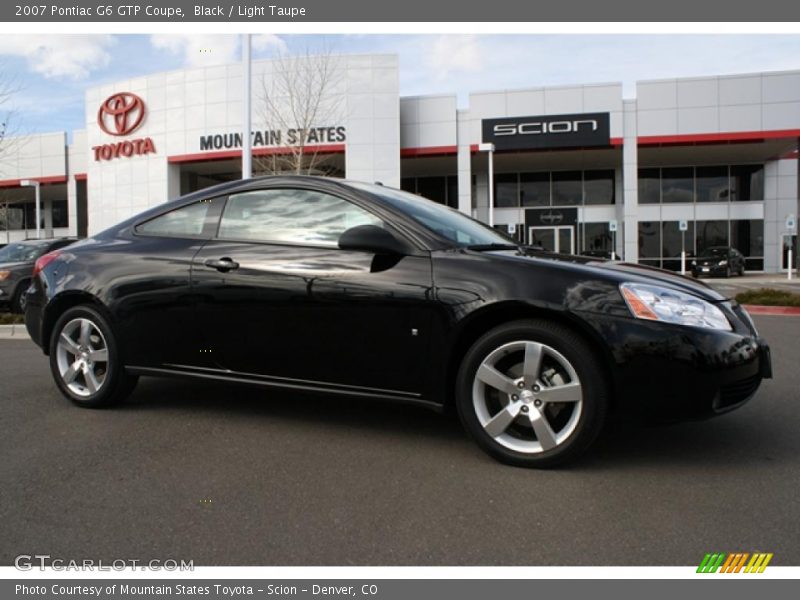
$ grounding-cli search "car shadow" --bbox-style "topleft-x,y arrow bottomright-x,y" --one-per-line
121,377 -> 793,471
122,375 -> 466,442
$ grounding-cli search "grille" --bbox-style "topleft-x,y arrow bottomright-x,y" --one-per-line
715,375 -> 761,411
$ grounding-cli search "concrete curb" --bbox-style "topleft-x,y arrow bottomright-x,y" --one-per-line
742,304 -> 800,316
0,323 -> 31,340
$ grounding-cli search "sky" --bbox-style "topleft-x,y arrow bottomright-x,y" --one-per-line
1,33 -> 800,138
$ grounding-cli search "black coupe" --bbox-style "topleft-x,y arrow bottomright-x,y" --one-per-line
24,177 -> 771,467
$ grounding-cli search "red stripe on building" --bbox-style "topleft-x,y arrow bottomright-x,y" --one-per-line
401,145 -> 458,158
0,175 -> 68,188
168,144 -> 346,164
638,129 -> 800,146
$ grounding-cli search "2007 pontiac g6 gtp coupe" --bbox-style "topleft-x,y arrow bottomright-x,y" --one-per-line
25,176 -> 772,467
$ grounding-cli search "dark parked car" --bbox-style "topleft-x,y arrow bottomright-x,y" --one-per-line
692,247 -> 746,278
24,177 -> 771,467
0,238 -> 77,313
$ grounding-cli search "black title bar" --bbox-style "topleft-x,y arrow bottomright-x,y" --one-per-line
5,0 -> 800,22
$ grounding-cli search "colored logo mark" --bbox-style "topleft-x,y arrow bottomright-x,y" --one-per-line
697,552 -> 773,573
97,92 -> 146,136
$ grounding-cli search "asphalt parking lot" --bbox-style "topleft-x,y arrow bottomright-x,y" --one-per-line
1,315 -> 799,567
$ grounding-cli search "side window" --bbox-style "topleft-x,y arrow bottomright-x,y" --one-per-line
218,188 -> 384,246
136,201 -> 212,237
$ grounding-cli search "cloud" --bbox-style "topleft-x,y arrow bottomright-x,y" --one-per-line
252,34 -> 288,55
151,34 -> 244,68
0,35 -> 114,80
427,35 -> 483,79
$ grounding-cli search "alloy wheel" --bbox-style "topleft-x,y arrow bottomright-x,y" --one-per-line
55,318 -> 109,397
472,340 -> 583,454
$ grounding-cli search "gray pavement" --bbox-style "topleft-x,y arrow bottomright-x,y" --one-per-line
1,315 -> 799,566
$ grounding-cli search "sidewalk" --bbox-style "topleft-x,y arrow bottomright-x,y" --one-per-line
704,273 -> 800,295
0,324 -> 30,340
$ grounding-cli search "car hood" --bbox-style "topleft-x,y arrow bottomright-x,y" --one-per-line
485,249 -> 728,302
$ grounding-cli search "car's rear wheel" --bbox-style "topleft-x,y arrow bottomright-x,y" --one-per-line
456,320 -> 608,468
49,305 -> 138,408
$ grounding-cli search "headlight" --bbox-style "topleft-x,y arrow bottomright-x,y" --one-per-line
719,260 -> 728,266
691,260 -> 696,266
0,270 -> 10,281
620,283 -> 732,331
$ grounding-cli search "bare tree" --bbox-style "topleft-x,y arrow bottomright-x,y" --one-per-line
255,46 -> 345,176
0,65 -> 20,244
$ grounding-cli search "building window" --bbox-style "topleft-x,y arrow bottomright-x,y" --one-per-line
494,173 -> 519,207
731,219 -> 764,270
696,220 -> 729,254
638,168 -> 660,204
583,222 -> 613,253
661,167 -> 694,203
583,170 -> 615,205
695,166 -> 730,203
492,169 -> 616,207
638,164 -> 764,204
638,221 -> 661,262
552,171 -> 583,206
520,172 -> 550,207
52,199 -> 69,228
403,175 -> 458,208
731,165 -> 764,201
662,221 -> 695,258
416,176 -> 448,205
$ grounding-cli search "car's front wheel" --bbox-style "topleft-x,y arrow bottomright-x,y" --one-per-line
456,320 -> 608,468
49,305 -> 138,408
11,281 -> 29,314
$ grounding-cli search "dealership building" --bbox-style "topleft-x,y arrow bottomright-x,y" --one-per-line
1,53 -> 798,272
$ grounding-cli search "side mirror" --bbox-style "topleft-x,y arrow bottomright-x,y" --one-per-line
338,225 -> 406,255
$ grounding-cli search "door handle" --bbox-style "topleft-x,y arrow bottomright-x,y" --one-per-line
204,257 -> 239,272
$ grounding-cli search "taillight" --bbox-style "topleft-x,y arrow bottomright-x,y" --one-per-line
33,250 -> 61,277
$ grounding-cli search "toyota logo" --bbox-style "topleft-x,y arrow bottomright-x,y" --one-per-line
97,92 -> 145,136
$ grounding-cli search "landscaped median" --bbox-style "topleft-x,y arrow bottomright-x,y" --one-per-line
736,288 -> 800,316
0,313 -> 29,339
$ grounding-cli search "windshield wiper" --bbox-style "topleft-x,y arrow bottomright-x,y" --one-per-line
465,243 -> 521,252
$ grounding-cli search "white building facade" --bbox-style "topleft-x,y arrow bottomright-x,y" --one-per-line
0,54 -> 797,273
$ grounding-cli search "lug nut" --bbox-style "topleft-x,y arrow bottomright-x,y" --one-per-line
534,399 -> 542,407
521,405 -> 529,413
533,385 -> 540,392
517,382 -> 525,389
511,394 -> 518,401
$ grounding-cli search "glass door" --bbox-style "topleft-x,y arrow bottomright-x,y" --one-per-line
529,226 -> 574,254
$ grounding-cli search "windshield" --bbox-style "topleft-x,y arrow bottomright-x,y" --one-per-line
706,247 -> 728,257
0,242 -> 49,263
348,181 -> 515,247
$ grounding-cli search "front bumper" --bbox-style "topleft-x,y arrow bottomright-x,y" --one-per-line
581,311 -> 771,421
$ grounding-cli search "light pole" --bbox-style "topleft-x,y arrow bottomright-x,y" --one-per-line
478,142 -> 495,227
241,33 -> 252,180
20,179 -> 41,240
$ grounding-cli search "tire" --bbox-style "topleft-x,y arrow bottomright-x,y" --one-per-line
11,281 -> 29,314
456,320 -> 608,468
48,305 -> 138,408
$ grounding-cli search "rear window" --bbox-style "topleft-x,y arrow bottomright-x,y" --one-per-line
136,201 -> 211,237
